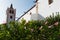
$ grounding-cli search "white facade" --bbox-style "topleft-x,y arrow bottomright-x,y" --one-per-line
18,0 -> 60,22
19,4 -> 44,22
6,4 -> 16,23
18,5 -> 36,22
38,0 -> 60,17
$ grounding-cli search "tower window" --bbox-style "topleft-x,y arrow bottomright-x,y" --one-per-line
49,0 -> 53,5
10,10 -> 11,13
9,10 -> 14,14
12,10 -> 14,13
10,16 -> 12,19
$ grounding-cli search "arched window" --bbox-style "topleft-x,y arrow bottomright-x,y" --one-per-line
10,16 -> 12,19
9,10 -> 11,13
49,0 -> 53,5
9,10 -> 14,14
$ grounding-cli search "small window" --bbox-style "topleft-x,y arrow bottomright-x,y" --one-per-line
10,16 -> 12,19
12,10 -> 14,13
30,12 -> 32,15
49,0 -> 53,5
9,10 -> 11,13
9,10 -> 14,14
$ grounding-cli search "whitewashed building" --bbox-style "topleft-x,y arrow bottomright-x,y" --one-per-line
17,0 -> 60,22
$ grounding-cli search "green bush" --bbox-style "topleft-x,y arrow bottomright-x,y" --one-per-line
0,13 -> 60,40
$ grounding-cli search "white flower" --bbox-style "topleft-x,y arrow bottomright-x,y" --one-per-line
48,25 -> 53,28
39,26 -> 43,30
54,22 -> 59,26
45,21 -> 48,25
31,28 -> 34,32
24,26 -> 26,29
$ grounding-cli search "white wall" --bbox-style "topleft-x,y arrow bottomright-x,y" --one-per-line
38,0 -> 50,17
19,6 -> 36,22
38,0 -> 60,17
49,0 -> 60,13
19,0 -> 60,22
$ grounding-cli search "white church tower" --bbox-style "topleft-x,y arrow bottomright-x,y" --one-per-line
6,4 -> 16,23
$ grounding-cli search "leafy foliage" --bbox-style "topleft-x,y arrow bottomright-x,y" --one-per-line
0,13 -> 60,40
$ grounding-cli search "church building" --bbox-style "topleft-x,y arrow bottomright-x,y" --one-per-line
17,0 -> 60,22
17,0 -> 44,22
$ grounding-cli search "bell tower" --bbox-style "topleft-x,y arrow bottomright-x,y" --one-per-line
6,4 -> 16,23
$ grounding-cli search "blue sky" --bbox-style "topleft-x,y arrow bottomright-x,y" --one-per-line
0,0 -> 35,24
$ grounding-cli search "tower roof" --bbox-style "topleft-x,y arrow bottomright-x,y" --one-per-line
34,0 -> 38,3
10,4 -> 13,8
